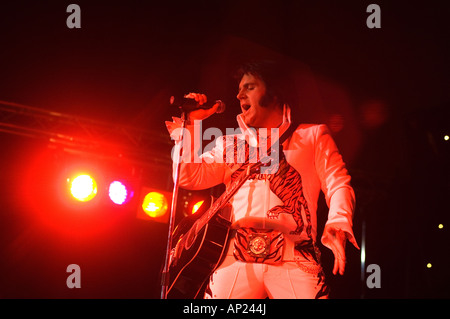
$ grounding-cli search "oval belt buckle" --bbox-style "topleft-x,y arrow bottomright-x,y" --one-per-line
247,233 -> 270,258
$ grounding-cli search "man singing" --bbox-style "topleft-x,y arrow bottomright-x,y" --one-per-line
165,60 -> 359,299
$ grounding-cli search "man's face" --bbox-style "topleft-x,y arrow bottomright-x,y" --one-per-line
237,73 -> 281,128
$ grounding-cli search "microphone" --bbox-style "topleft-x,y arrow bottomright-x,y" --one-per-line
169,95 -> 226,114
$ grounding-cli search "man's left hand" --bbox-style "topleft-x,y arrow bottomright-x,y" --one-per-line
322,225 -> 360,275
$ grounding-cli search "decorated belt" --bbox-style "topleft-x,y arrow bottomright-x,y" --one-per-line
232,227 -> 285,264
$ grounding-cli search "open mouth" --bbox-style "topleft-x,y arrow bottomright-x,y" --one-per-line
241,104 -> 251,112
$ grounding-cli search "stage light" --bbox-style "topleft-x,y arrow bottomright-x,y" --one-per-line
192,200 -> 205,214
438,223 -> 444,229
142,191 -> 168,218
109,181 -> 128,205
427,263 -> 432,269
444,135 -> 449,141
69,174 -> 98,202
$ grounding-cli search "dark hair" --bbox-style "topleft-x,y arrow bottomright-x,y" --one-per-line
234,59 -> 299,113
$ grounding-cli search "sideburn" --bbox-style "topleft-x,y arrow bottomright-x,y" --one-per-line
259,91 -> 282,110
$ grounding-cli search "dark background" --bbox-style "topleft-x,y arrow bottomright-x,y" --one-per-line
0,0 -> 449,299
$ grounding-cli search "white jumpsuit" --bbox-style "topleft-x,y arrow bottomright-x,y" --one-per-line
168,106 -> 356,299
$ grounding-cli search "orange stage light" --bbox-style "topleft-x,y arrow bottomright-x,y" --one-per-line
68,174 -> 98,202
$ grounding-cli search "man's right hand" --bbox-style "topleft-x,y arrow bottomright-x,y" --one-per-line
184,93 -> 221,122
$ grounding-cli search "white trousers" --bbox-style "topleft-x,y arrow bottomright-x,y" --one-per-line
204,255 -> 329,299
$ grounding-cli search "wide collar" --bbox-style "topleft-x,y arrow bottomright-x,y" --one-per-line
236,104 -> 292,147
